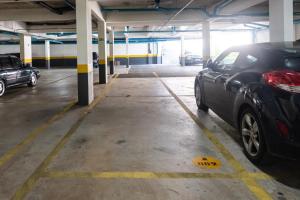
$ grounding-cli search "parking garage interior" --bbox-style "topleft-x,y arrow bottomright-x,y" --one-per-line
0,0 -> 300,200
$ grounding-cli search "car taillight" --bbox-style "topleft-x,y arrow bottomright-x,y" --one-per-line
263,70 -> 300,93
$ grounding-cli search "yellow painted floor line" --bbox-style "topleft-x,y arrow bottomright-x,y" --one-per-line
41,171 -> 271,180
0,100 -> 76,169
42,171 -> 234,179
153,72 -> 273,200
12,74 -> 119,200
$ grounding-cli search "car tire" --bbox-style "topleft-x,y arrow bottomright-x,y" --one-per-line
0,80 -> 5,97
28,73 -> 37,87
239,108 -> 269,164
195,81 -> 208,112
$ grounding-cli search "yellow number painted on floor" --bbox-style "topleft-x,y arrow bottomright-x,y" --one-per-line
193,156 -> 221,169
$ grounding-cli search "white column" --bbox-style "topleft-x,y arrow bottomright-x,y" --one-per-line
180,35 -> 185,66
45,40 -> 50,69
109,29 -> 115,74
76,0 -> 94,105
125,35 -> 129,68
295,24 -> 300,40
202,21 -> 211,63
269,0 -> 294,42
252,30 -> 257,44
20,34 -> 32,66
98,20 -> 107,84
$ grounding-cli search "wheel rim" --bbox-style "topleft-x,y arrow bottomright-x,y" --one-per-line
241,113 -> 260,157
31,74 -> 37,85
195,84 -> 201,105
0,82 -> 4,95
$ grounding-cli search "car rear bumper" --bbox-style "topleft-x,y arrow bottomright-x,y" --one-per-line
269,141 -> 300,160
263,116 -> 300,160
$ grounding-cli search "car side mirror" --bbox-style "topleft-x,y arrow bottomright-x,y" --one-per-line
204,58 -> 213,69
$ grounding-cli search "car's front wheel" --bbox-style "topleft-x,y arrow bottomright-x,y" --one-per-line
195,81 -> 208,112
0,80 -> 6,97
28,73 -> 37,87
240,108 -> 267,164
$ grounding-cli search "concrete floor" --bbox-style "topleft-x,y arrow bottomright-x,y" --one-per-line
0,65 -> 300,200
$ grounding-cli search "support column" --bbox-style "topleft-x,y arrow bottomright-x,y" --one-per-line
252,30 -> 257,44
20,34 -> 32,66
98,21 -> 108,84
147,43 -> 151,64
125,35 -> 130,68
45,40 -> 50,69
109,29 -> 115,75
269,0 -> 294,42
180,36 -> 185,66
76,0 -> 94,105
202,21 -> 211,65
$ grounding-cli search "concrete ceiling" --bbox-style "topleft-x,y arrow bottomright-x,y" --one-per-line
0,0 -> 295,40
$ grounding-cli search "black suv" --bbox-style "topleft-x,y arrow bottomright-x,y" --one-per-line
0,55 -> 40,97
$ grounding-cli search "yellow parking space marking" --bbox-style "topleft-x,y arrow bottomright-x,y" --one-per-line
240,172 -> 271,180
153,72 -> 272,200
193,156 -> 221,169
12,74 -> 119,200
42,171 -> 234,179
0,101 -> 76,168
41,171 -> 270,181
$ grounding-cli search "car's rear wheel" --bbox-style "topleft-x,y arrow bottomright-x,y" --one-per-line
240,108 -> 267,164
195,81 -> 208,112
0,80 -> 5,97
28,73 -> 37,87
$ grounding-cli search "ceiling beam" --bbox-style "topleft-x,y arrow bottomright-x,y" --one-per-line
90,1 -> 105,22
106,10 -> 206,26
0,9 -> 75,22
33,1 -> 63,15
210,0 -> 267,15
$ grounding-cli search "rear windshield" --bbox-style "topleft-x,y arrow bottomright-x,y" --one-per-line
284,57 -> 300,71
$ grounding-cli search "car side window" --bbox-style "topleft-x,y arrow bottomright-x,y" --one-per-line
0,57 -> 12,69
214,51 -> 241,71
10,57 -> 22,68
237,53 -> 259,69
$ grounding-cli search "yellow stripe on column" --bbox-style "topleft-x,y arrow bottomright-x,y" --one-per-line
24,58 -> 32,63
98,59 -> 106,65
77,64 -> 91,73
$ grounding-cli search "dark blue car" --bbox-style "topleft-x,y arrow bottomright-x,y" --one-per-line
195,42 -> 300,163
0,55 -> 40,97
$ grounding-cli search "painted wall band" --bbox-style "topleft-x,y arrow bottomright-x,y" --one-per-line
23,58 -> 32,63
98,59 -> 106,65
98,64 -> 107,84
32,54 -> 160,60
77,64 -> 91,74
78,73 -> 93,105
109,61 -> 114,75
31,55 -> 162,68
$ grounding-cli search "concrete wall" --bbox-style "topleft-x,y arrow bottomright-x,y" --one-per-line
0,45 -> 19,54
0,43 -> 161,68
